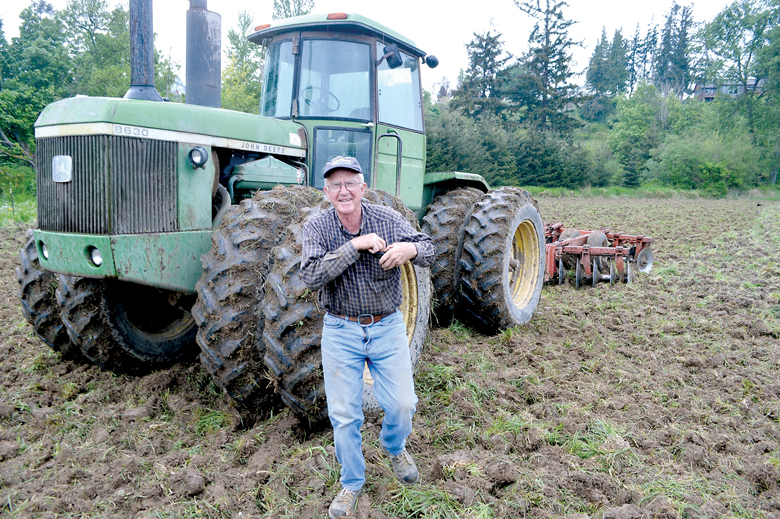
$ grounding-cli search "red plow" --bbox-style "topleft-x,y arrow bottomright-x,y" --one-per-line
544,223 -> 654,287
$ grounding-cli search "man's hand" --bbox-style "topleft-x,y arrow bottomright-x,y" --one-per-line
351,233 -> 386,254
378,242 -> 417,270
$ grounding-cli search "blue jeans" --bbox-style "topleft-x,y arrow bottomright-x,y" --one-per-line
321,310 -> 418,491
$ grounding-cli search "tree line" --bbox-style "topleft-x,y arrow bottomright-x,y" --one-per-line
1,0 -> 779,199
426,0 -> 780,195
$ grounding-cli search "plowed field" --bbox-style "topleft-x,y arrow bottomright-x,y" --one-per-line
1,197 -> 779,518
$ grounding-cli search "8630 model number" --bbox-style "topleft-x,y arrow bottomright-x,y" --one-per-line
114,124 -> 149,137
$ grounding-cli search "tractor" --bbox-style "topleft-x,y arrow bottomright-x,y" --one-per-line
16,2 -> 547,422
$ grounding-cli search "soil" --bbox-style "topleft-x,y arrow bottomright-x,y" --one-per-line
1,197 -> 779,518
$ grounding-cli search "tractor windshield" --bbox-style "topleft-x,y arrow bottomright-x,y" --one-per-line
260,39 -> 371,120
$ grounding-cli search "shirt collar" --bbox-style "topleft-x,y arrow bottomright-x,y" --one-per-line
333,202 -> 370,238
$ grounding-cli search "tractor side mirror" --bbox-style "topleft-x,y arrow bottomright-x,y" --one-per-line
425,55 -> 439,69
376,44 -> 403,69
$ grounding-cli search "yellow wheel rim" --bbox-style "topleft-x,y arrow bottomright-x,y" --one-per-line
510,220 -> 540,309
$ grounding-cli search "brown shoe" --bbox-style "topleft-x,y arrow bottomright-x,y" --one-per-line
383,447 -> 420,485
329,487 -> 361,518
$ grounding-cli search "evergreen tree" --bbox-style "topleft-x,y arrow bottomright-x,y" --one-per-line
654,3 -> 693,95
451,30 -> 511,117
586,28 -> 611,94
512,0 -> 581,133
586,28 -> 630,95
608,30 -> 630,93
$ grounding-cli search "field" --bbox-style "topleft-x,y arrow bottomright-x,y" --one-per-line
0,197 -> 779,518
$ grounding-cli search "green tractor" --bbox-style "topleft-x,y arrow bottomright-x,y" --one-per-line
16,5 -> 545,422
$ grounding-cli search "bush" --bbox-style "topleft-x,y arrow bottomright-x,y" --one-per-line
645,133 -> 761,195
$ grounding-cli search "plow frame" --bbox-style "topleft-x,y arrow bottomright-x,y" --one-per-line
543,223 -> 654,285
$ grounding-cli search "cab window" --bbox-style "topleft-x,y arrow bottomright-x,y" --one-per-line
377,43 -> 423,131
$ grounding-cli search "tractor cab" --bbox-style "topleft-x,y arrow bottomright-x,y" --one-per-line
249,13 -> 438,212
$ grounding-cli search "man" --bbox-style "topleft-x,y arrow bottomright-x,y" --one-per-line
300,156 -> 434,518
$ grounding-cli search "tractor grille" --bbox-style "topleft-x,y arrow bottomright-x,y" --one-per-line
36,135 -> 178,234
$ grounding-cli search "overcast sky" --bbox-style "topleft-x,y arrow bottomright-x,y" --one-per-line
2,0 -> 734,93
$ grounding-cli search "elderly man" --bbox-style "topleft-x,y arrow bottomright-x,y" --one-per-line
300,156 -> 434,518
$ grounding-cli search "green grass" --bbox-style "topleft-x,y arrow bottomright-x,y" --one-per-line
0,194 -> 36,227
525,184 -> 780,200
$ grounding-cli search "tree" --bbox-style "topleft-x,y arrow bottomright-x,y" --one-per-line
221,11 -> 264,113
702,0 -> 779,142
64,1 -> 131,97
0,1 -> 72,165
511,0 -> 581,133
451,30 -> 511,117
586,28 -> 630,95
655,3 -> 694,95
272,0 -> 314,20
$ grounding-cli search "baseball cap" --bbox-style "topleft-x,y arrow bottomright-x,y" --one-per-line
323,156 -> 363,178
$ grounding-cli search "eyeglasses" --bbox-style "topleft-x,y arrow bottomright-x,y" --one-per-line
327,181 -> 362,192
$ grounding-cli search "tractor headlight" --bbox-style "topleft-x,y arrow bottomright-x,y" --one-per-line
187,146 -> 209,169
88,246 -> 103,267
40,242 -> 49,260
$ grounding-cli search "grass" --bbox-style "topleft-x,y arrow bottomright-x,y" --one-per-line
525,184 -> 780,200
0,194 -> 36,227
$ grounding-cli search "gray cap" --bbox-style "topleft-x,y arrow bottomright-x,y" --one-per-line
323,156 -> 363,178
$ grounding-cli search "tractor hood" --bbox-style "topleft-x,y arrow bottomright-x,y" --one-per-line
35,96 -> 307,158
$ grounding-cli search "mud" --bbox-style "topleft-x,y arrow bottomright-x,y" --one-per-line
1,197 -> 779,518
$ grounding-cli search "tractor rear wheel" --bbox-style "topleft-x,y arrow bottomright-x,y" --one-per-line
56,277 -> 197,372
458,187 -> 545,333
16,231 -> 78,358
261,189 -> 431,423
191,187 -> 324,413
421,188 -> 483,325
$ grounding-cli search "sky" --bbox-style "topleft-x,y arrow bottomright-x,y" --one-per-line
1,0 -> 735,93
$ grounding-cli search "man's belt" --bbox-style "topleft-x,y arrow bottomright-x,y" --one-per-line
330,312 -> 395,325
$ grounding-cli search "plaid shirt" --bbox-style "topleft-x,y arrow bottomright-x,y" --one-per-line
301,203 -> 433,317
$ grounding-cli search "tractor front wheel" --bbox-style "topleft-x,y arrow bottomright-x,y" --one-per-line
57,277 -> 197,372
16,231 -> 78,358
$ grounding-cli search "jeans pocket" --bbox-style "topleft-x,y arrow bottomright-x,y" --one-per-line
324,313 -> 345,329
376,310 -> 402,327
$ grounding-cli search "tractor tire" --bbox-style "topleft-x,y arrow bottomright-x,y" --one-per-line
56,276 -> 198,372
421,188 -> 483,325
458,187 -> 545,333
261,189 -> 431,423
192,186 -> 325,412
15,230 -> 79,358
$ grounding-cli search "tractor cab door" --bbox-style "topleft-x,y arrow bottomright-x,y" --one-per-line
374,41 -> 426,214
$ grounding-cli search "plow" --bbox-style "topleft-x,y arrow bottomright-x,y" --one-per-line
544,223 -> 654,287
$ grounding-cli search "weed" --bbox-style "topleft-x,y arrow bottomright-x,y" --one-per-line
192,408 -> 232,436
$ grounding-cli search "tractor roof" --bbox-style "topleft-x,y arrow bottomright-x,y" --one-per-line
247,13 -> 427,58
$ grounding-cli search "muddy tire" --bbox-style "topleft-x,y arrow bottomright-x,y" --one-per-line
262,189 -> 431,422
56,276 -> 197,372
15,231 -> 78,358
421,188 -> 483,325
192,186 -> 325,411
458,187 -> 545,332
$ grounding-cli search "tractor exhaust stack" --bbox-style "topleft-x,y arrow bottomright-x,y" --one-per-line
124,0 -> 163,101
186,0 -> 222,108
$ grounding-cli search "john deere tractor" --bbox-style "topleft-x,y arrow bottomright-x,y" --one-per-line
16,2 -> 545,422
